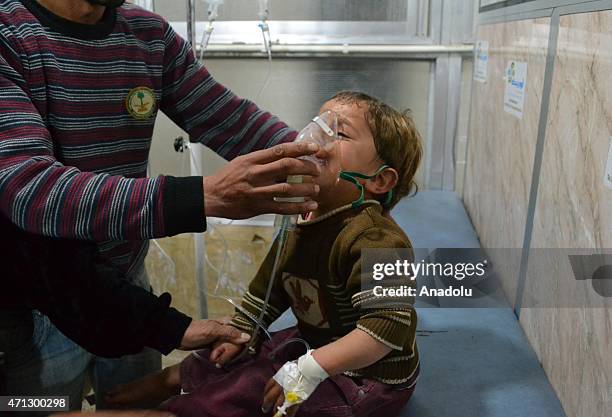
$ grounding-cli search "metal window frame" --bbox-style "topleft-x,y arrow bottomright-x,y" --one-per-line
426,55 -> 465,190
479,0 -> 538,13
182,0 -> 443,47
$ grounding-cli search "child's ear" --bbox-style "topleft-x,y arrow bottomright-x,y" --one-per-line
364,167 -> 398,196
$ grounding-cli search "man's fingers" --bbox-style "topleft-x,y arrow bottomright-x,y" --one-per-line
215,323 -> 251,344
255,182 -> 320,199
182,321 -> 250,350
250,158 -> 321,184
249,142 -> 320,164
211,339 -> 225,350
314,146 -> 331,160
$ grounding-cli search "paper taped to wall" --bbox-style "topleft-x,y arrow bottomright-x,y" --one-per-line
605,137 -> 612,190
503,60 -> 527,119
474,40 -> 489,83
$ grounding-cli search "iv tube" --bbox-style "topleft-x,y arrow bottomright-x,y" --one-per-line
179,116 -> 346,363
255,0 -> 272,102
198,0 -> 223,61
257,0 -> 269,21
232,213 -> 304,362
183,144 -> 296,347
238,112 -> 340,355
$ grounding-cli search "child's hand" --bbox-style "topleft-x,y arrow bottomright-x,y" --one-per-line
209,341 -> 244,366
262,378 -> 299,417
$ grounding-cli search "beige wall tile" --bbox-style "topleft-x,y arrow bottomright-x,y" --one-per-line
463,18 -> 551,303
520,10 -> 612,417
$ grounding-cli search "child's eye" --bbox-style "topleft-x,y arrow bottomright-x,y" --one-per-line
338,132 -> 350,139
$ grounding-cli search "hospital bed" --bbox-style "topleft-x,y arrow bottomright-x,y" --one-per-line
270,190 -> 567,417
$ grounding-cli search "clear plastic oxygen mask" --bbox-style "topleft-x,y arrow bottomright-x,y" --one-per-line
275,110 -> 341,226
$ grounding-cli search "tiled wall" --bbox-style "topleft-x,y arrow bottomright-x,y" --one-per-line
520,10 -> 612,417
464,9 -> 612,417
463,18 -> 550,302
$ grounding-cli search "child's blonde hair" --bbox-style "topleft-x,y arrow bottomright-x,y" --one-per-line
330,91 -> 423,208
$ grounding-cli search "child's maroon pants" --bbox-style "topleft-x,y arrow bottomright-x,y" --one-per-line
163,327 -> 416,417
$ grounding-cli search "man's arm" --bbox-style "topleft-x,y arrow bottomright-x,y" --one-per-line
159,21 -> 297,160
1,213 -> 247,357
0,37 -> 204,240
53,272 -> 249,356
0,36 -> 318,239
158,22 -> 329,219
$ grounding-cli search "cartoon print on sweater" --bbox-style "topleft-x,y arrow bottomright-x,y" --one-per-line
282,273 -> 330,328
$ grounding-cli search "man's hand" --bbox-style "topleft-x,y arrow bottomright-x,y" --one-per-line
179,319 -> 250,350
204,142 -> 325,219
262,378 -> 299,417
209,340 -> 244,366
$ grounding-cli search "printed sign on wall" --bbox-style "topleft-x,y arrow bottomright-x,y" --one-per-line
503,60 -> 528,119
474,40 -> 489,83
605,137 -> 612,190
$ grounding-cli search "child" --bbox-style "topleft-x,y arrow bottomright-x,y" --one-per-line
107,91 -> 423,417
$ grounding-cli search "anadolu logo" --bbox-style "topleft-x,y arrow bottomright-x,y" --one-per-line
126,86 -> 156,119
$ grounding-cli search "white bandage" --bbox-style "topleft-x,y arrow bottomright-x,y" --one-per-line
272,350 -> 329,416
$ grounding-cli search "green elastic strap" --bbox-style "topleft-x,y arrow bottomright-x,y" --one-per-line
339,164 -> 394,209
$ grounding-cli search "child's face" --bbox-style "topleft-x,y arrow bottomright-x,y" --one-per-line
314,99 -> 389,211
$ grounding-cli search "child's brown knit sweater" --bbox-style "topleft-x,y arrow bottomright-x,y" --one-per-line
230,201 -> 419,385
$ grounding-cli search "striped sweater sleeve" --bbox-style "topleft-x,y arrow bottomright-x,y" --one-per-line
159,21 -> 297,160
230,239 -> 289,337
0,36 -> 204,240
346,228 -> 417,351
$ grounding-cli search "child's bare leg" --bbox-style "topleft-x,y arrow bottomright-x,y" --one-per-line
105,364 -> 181,409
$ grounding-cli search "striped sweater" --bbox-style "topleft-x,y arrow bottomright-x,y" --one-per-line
0,0 -> 296,273
231,201 -> 420,385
